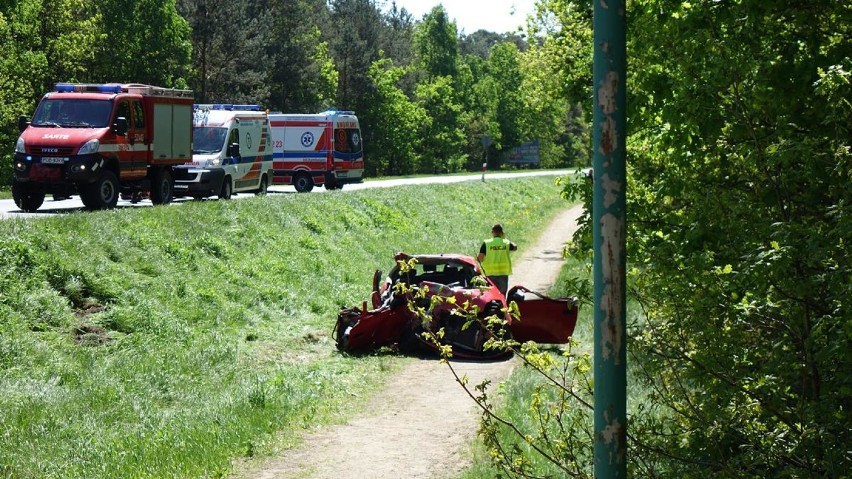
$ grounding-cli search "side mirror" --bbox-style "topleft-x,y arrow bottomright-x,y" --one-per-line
227,142 -> 240,159
18,115 -> 29,132
113,117 -> 129,135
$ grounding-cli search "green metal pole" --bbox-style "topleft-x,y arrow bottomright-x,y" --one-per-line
592,0 -> 627,477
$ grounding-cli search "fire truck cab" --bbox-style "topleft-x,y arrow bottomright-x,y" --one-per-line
12,83 -> 193,211
173,104 -> 273,199
268,110 -> 364,192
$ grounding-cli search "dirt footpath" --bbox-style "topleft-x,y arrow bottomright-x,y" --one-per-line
243,205 -> 584,479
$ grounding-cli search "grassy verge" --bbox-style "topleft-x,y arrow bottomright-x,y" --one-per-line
0,176 -> 570,478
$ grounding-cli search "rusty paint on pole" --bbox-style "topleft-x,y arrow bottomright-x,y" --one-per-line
593,0 -> 627,477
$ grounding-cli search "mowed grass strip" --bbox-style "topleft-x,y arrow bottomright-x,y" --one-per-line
0,176 -> 568,478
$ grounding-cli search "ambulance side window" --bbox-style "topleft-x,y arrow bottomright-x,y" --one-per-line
132,101 -> 144,129
227,128 -> 240,160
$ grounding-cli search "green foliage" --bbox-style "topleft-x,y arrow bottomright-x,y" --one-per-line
485,43 -> 526,166
0,176 -> 567,477
178,0 -> 273,104
415,76 -> 468,173
413,5 -> 459,78
92,0 -> 191,86
622,0 -> 852,475
363,57 -> 429,175
518,0 -> 593,168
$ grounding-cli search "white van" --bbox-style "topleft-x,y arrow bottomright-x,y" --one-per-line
174,104 -> 273,199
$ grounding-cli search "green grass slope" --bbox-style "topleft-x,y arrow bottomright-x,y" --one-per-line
0,177 -> 569,478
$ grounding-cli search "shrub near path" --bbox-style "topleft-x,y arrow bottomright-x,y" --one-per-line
239,204 -> 584,479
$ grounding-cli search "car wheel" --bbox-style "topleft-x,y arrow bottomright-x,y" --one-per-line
293,174 -> 313,193
12,182 -> 45,212
219,176 -> 232,200
255,174 -> 268,196
81,170 -> 119,210
150,168 -> 174,205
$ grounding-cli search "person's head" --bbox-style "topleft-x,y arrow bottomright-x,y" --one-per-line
491,224 -> 504,237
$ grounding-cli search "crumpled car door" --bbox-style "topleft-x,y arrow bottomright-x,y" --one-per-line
508,286 -> 578,344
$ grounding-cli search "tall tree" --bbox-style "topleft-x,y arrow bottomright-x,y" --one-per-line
328,0 -> 384,111
178,0 -> 273,104
362,57 -> 428,176
486,42 -> 525,164
92,0 -> 192,87
415,75 -> 466,173
266,0 -> 337,112
412,5 -> 459,78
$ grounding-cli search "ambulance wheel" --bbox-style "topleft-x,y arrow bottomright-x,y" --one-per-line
150,168 -> 174,205
81,171 -> 119,210
12,182 -> 45,212
293,174 -> 314,193
255,174 -> 268,196
219,176 -> 233,200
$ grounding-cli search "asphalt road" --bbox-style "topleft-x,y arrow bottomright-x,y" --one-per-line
0,170 -> 577,219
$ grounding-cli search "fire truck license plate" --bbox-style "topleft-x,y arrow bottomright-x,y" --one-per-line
41,157 -> 68,164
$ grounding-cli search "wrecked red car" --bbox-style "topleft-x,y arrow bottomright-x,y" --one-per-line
333,252 -> 578,359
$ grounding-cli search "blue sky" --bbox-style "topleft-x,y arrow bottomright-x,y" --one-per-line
386,0 -> 537,34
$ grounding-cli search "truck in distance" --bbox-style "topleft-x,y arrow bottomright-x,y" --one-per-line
173,104 -> 273,200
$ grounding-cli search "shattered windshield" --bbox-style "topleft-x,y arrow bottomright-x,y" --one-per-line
31,99 -> 113,128
193,127 -> 227,154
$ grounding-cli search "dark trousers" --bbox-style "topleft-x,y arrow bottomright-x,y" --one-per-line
489,275 -> 509,297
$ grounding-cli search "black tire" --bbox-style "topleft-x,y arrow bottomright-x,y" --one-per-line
293,173 -> 314,193
12,182 -> 45,212
326,182 -> 343,190
219,176 -> 233,200
80,170 -> 119,210
150,168 -> 174,205
255,174 -> 268,196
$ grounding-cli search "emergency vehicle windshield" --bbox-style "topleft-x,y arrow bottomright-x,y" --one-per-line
31,99 -> 113,128
334,128 -> 362,154
193,127 -> 227,154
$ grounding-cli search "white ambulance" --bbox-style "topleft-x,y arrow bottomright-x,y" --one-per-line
174,104 -> 273,199
268,110 -> 364,192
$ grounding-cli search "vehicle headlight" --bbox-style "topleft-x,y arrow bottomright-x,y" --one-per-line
78,139 -> 100,155
15,137 -> 25,154
209,157 -> 222,166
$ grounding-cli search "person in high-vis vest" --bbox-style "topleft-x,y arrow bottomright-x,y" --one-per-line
477,224 -> 518,296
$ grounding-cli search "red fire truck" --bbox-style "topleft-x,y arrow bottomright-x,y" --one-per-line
268,110 -> 364,192
12,83 -> 194,211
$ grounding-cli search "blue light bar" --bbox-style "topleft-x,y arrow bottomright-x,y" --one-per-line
198,104 -> 261,111
97,84 -> 122,93
54,83 -> 124,94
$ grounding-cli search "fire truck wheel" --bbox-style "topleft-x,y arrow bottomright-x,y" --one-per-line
12,182 -> 45,212
150,169 -> 174,205
293,173 -> 314,193
219,176 -> 233,200
81,171 -> 119,210
255,174 -> 268,196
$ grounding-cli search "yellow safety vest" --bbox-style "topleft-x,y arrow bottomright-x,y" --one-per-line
481,237 -> 512,276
